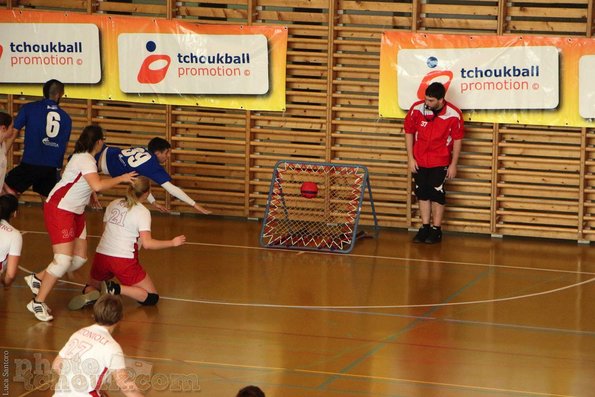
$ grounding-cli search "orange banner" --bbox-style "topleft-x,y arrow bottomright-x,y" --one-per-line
380,32 -> 595,127
0,10 -> 287,111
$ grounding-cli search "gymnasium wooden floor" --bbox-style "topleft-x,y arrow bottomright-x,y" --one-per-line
3,204 -> 595,397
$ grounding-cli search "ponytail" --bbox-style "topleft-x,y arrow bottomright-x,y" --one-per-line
124,176 -> 150,209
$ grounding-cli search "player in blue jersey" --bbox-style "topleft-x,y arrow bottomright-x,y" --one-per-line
3,80 -> 72,200
96,137 -> 211,214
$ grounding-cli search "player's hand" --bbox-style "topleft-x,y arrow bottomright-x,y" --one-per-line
89,192 -> 103,210
171,235 -> 186,247
194,203 -> 212,215
119,171 -> 138,184
153,202 -> 170,213
446,164 -> 457,179
409,158 -> 419,173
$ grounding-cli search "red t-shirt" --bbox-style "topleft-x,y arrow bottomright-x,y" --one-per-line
404,100 -> 464,168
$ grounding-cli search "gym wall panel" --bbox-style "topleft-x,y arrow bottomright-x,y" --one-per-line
2,0 -> 594,241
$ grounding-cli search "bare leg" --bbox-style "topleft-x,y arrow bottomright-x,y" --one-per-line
36,241 -> 74,303
418,200 -> 431,224
120,274 -> 157,302
431,202 -> 445,227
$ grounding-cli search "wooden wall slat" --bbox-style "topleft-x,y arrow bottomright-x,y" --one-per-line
3,0 -> 595,240
14,0 -> 87,11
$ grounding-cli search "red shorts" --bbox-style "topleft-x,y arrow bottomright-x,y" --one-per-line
43,202 -> 86,245
91,252 -> 147,286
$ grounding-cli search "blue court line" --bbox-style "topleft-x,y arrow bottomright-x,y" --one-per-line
316,269 -> 492,391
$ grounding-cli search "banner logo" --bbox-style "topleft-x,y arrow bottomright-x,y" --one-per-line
398,46 -> 559,110
118,33 -> 270,95
137,41 -> 171,84
417,70 -> 453,100
0,23 -> 101,83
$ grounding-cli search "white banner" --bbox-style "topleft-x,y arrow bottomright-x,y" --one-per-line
397,46 -> 559,110
0,23 -> 101,83
579,55 -> 595,119
118,33 -> 270,95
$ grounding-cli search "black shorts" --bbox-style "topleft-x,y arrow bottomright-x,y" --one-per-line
413,166 -> 448,205
4,162 -> 60,197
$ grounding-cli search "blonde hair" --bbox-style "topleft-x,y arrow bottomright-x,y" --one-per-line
124,176 -> 151,209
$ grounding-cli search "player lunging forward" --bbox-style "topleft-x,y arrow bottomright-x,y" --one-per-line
69,176 -> 186,310
96,137 -> 211,214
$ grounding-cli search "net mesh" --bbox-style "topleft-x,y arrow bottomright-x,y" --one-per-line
260,161 -> 368,252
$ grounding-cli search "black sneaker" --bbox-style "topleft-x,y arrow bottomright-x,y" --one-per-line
425,227 -> 442,244
413,226 -> 430,243
104,280 -> 120,295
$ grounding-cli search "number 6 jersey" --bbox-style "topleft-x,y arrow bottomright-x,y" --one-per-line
14,98 -> 72,168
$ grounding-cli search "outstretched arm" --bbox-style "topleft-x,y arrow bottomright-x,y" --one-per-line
84,171 -> 137,192
139,230 -> 186,250
146,193 -> 170,213
160,181 -> 211,214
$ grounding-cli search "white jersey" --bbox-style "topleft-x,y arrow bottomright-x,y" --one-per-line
96,198 -> 151,259
47,153 -> 97,214
53,324 -> 126,397
0,140 -> 7,189
0,219 -> 22,271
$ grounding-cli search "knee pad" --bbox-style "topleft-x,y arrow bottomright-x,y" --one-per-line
47,254 -> 73,278
139,293 -> 159,306
68,256 -> 87,273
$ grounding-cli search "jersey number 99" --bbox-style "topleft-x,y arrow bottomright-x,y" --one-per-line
121,148 -> 151,168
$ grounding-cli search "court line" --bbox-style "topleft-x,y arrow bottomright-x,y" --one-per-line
13,230 -> 587,396
20,229 -> 595,276
317,269 -> 491,390
18,264 -> 595,310
3,345 -> 571,397
160,276 -> 595,309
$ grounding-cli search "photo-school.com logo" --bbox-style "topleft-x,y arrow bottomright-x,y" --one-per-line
118,33 -> 270,95
397,46 -> 559,110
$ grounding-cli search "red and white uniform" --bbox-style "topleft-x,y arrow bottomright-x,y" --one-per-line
44,153 -> 97,244
91,199 -> 151,286
53,324 -> 126,397
97,199 -> 151,258
404,100 -> 464,168
46,153 -> 97,214
0,219 -> 22,273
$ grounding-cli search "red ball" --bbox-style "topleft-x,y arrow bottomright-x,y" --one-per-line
300,182 -> 318,198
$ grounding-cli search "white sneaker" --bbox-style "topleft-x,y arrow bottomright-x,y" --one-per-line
27,300 -> 53,322
24,274 -> 41,296
68,290 -> 100,311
